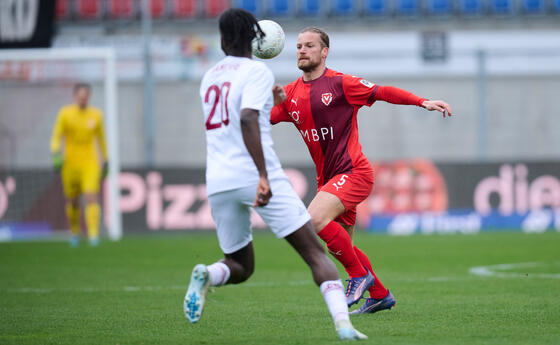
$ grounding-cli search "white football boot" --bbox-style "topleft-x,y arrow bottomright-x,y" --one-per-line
184,264 -> 210,323
335,319 -> 368,341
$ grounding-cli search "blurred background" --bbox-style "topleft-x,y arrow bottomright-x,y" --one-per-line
0,0 -> 559,240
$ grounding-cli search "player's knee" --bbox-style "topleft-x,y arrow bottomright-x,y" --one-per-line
241,266 -> 254,282
85,193 -> 98,204
310,214 -> 330,233
66,198 -> 79,208
232,264 -> 254,284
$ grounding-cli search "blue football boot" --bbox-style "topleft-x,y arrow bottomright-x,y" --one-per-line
184,264 -> 210,323
345,271 -> 375,307
350,290 -> 396,314
335,319 -> 368,341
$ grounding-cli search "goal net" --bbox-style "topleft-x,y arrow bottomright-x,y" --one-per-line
0,48 -> 122,241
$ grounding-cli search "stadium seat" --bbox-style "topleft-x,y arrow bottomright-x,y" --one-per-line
520,0 -> 545,14
76,0 -> 102,19
172,0 -> 198,18
266,0 -> 293,16
150,0 -> 167,18
232,0 -> 262,14
489,0 -> 514,14
395,0 -> 421,16
426,0 -> 453,15
551,0 -> 560,13
458,0 -> 484,15
298,0 -> 322,16
56,0 -> 70,19
108,0 -> 136,19
363,0 -> 389,16
204,0 -> 231,17
330,0 -> 357,16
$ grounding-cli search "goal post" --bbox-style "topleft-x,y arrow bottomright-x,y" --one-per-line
0,47 -> 122,241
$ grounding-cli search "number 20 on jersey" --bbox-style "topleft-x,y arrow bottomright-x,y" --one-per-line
204,82 -> 231,130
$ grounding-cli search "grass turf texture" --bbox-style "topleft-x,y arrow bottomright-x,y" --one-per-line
1,232 -> 559,345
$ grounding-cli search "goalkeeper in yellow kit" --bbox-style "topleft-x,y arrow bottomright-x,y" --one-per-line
50,83 -> 108,246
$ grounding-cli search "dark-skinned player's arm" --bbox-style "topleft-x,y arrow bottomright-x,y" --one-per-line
240,108 -> 272,207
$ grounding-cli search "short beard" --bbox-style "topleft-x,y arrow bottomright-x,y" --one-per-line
298,60 -> 320,73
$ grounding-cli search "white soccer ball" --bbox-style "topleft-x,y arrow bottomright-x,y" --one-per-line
252,20 -> 285,59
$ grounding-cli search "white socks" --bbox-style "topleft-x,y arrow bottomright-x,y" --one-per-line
320,279 -> 350,323
207,262 -> 231,286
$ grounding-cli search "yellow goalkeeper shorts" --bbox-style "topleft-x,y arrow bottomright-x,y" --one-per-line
61,162 -> 101,198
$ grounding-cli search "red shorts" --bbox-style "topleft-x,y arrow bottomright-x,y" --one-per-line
319,167 -> 374,226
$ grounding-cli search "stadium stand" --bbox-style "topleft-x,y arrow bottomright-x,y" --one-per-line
56,0 -> 71,19
172,0 -> 198,18
489,0 -> 514,15
426,0 -> 454,15
266,0 -> 293,16
330,0 -> 358,16
232,0 -> 262,14
395,0 -> 421,16
108,0 -> 136,19
520,0 -> 545,14
76,0 -> 102,19
552,0 -> 560,13
458,0 -> 485,16
149,0 -> 167,18
52,0 -> 560,20
298,0 -> 322,16
363,0 -> 390,16
204,0 -> 231,17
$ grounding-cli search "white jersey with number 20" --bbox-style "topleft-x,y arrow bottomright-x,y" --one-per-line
200,56 -> 285,196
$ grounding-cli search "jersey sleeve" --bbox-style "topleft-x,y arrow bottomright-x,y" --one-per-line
241,63 -> 274,111
373,85 -> 427,107
95,111 -> 108,161
50,109 -> 64,154
341,74 -> 378,107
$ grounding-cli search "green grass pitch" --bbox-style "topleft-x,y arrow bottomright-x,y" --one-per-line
1,231 -> 559,345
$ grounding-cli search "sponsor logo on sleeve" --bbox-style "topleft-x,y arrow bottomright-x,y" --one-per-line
360,79 -> 374,88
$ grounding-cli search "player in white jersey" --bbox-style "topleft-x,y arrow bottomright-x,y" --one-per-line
183,8 -> 367,341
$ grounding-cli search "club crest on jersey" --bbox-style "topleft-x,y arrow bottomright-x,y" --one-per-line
321,93 -> 332,106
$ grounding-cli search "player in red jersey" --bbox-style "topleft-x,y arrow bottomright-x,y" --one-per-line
271,27 -> 452,313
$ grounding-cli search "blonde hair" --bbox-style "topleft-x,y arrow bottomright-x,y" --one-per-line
300,27 -> 329,48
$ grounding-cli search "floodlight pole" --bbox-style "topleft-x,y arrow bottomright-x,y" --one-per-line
141,0 -> 155,166
476,49 -> 489,160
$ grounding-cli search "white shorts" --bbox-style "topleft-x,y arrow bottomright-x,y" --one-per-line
208,177 -> 311,254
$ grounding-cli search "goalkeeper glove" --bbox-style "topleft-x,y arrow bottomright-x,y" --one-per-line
52,153 -> 63,172
102,161 -> 109,178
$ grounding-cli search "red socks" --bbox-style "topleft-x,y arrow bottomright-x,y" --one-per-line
353,246 -> 389,300
318,221 -> 368,278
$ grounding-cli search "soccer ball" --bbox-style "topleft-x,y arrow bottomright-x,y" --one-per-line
252,20 -> 285,59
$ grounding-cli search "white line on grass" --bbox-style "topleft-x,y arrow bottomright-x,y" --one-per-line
4,280 -> 314,294
469,262 -> 560,279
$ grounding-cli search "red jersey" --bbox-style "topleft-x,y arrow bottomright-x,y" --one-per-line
271,68 -> 425,187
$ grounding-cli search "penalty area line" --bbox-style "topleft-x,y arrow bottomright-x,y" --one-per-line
469,262 -> 560,279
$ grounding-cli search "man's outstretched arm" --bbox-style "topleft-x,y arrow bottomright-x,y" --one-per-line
374,85 -> 453,117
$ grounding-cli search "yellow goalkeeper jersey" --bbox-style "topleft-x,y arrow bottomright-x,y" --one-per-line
50,104 -> 108,165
